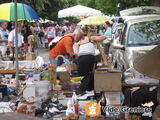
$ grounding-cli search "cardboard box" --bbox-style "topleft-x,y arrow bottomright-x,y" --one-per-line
153,105 -> 160,120
26,53 -> 36,60
104,91 -> 121,105
94,70 -> 121,93
59,72 -> 71,90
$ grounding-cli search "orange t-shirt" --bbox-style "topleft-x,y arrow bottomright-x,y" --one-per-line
50,34 -> 75,58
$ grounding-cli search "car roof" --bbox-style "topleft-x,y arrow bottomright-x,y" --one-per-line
123,14 -> 160,24
120,6 -> 160,17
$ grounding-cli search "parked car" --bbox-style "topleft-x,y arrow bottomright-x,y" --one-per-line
111,14 -> 160,72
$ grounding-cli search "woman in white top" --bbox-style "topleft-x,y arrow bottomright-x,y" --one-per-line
78,29 -> 106,92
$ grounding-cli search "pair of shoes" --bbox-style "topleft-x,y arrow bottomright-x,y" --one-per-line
77,90 -> 95,101
48,103 -> 67,112
41,99 -> 59,109
36,99 -> 67,118
41,99 -> 67,113
78,90 -> 94,95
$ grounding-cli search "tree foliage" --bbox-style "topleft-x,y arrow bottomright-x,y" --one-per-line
78,0 -> 153,15
0,0 -> 160,19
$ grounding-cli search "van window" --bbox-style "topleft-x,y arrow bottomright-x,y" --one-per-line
127,20 -> 160,46
120,24 -> 127,45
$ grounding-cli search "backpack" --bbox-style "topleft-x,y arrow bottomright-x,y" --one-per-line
49,35 -> 74,50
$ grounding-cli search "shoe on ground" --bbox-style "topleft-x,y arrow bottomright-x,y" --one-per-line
77,90 -> 94,101
77,90 -> 94,97
48,103 -> 67,112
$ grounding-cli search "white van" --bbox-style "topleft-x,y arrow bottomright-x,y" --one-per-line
111,7 -> 160,71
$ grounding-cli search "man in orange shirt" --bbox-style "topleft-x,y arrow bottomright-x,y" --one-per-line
49,28 -> 84,66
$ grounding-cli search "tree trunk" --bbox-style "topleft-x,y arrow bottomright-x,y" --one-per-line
152,0 -> 160,6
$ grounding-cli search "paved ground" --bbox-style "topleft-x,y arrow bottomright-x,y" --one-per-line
0,112 -> 45,120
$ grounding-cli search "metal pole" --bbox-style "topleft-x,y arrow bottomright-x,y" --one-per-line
14,0 -> 19,87
159,80 -> 160,100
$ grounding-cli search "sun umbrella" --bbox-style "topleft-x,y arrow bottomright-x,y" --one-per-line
0,2 -> 39,87
58,5 -> 103,18
0,20 -> 7,22
78,16 -> 113,26
0,2 -> 40,21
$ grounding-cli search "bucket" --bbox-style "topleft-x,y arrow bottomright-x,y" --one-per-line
35,81 -> 50,99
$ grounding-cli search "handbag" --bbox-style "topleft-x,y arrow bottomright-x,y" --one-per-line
95,48 -> 100,56
94,44 -> 100,56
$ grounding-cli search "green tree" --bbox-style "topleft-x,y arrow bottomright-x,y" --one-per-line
24,0 -> 50,14
0,0 -> 13,4
77,0 -> 96,8
78,0 -> 159,15
0,0 -> 160,19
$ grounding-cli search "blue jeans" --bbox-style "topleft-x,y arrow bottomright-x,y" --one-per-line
49,57 -> 63,66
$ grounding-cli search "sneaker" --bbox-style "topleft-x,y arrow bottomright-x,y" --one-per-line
48,106 -> 60,113
48,103 -> 67,112
77,90 -> 94,97
77,91 -> 86,97
86,90 -> 94,94
77,91 -> 95,101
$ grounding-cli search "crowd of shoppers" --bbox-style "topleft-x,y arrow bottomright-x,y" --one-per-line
0,20 -> 115,93
0,21 -> 78,57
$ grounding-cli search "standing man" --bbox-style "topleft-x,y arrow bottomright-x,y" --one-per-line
8,22 -> 24,56
0,22 -> 9,56
50,28 -> 84,66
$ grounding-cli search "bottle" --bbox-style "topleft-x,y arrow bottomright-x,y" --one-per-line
72,89 -> 77,103
100,92 -> 106,116
66,99 -> 74,116
27,74 -> 34,82
72,89 -> 79,115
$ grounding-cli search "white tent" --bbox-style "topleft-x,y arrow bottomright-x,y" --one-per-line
58,5 -> 103,18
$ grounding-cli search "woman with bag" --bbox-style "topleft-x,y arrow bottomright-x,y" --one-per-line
77,29 -> 106,97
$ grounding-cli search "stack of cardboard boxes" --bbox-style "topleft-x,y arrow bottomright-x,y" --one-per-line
94,69 -> 122,105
